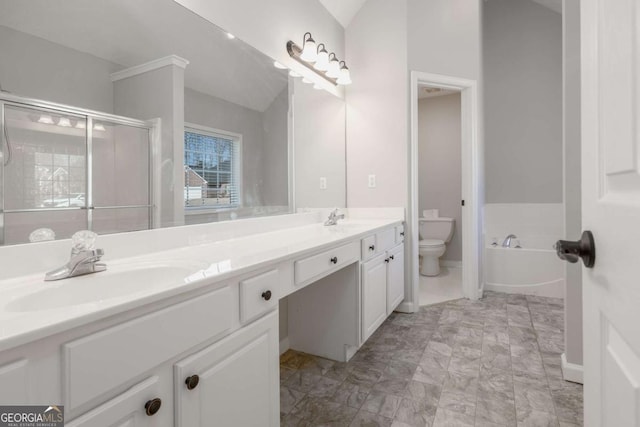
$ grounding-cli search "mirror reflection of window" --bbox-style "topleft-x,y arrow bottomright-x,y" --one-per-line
184,127 -> 241,209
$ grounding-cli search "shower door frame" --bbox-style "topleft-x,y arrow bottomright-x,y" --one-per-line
0,92 -> 156,245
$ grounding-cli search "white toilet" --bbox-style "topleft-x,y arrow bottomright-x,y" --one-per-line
418,216 -> 455,276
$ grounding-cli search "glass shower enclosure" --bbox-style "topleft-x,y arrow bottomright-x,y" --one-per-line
0,93 -> 155,245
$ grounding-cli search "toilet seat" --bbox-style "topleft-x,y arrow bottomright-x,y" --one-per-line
419,239 -> 445,248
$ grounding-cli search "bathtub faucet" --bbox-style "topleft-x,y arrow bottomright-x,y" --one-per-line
502,234 -> 517,248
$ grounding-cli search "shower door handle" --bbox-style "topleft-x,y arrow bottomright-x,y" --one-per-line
554,231 -> 595,268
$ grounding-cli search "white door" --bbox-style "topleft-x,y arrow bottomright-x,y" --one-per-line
174,311 -> 279,427
362,254 -> 388,341
581,0 -> 640,425
387,244 -> 405,314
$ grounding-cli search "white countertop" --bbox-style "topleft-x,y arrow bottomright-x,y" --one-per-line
0,218 -> 402,352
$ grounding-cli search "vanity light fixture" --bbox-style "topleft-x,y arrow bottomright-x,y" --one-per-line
273,61 -> 287,69
325,53 -> 340,79
299,32 -> 317,62
313,44 -> 329,71
75,121 -> 86,129
37,114 -> 54,125
289,70 -> 302,78
286,33 -> 351,86
302,77 -> 313,84
93,123 -> 106,132
336,61 -> 352,85
58,117 -> 72,127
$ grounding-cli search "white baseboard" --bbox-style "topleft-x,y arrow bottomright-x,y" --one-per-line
279,337 -> 290,355
441,260 -> 463,268
396,301 -> 418,313
561,353 -> 584,384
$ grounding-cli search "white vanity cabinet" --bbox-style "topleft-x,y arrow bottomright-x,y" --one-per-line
174,310 -> 279,427
360,226 -> 406,341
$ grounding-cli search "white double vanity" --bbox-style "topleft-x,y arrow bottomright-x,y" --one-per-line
0,210 -> 404,426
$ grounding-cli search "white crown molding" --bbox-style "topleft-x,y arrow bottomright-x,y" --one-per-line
110,55 -> 190,82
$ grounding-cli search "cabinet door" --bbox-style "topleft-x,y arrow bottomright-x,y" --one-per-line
174,310 -> 279,427
387,244 -> 405,314
362,255 -> 388,341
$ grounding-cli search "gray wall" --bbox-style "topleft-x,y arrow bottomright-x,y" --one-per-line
184,88 -> 266,207
294,79 -> 346,209
261,88 -> 289,207
418,93 -> 462,262
114,64 -> 186,228
0,25 -> 118,113
484,0 -> 563,203
563,0 -> 582,367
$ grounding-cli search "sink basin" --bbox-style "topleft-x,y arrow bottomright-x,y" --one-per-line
5,260 -> 206,312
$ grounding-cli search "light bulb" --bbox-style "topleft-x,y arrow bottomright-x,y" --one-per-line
273,61 -> 287,69
313,83 -> 322,90
75,121 -> 86,129
289,70 -> 302,78
58,117 -> 72,127
299,33 -> 317,62
226,33 -> 235,40
336,62 -> 352,85
302,77 -> 313,84
37,115 -> 54,125
93,123 -> 106,132
326,55 -> 340,79
313,44 -> 329,71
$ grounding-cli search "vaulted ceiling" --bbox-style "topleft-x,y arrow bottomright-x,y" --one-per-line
319,0 -> 561,29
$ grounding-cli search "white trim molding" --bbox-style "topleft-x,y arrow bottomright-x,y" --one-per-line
409,71 -> 483,310
110,55 -> 190,82
561,353 -> 584,384
441,260 -> 463,269
279,337 -> 290,355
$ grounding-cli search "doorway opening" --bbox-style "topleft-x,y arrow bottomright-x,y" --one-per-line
406,72 -> 482,310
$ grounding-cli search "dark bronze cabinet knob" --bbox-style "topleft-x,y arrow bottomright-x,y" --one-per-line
390,255 -> 395,260
384,258 -> 390,263
369,245 -> 375,251
330,257 -> 338,264
262,290 -> 272,301
145,398 -> 162,416
400,232 -> 405,236
185,375 -> 200,390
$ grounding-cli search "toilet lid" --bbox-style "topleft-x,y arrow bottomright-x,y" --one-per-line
419,239 -> 445,247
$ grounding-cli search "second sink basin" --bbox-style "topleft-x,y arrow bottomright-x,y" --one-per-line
5,260 -> 207,312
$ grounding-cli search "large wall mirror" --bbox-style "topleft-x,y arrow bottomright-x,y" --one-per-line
0,0 -> 346,246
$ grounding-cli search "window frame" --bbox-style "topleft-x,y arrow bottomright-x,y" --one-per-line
183,123 -> 243,212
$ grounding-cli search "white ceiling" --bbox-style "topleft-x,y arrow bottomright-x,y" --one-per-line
0,0 -> 288,112
530,0 -> 562,14
318,0 -> 368,28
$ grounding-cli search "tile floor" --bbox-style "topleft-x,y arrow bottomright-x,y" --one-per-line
419,267 -> 464,306
279,291 -> 583,426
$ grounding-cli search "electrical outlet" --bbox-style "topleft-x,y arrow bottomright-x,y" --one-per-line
320,177 -> 327,190
368,174 -> 376,188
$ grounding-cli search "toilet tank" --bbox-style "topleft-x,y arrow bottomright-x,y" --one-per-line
419,217 -> 455,242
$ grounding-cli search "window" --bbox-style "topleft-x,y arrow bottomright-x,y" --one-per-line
184,126 -> 241,209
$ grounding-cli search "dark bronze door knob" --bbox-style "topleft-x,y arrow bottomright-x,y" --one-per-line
554,230 -> 595,268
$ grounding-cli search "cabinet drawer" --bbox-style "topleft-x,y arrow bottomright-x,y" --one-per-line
67,377 -> 161,427
294,241 -> 359,285
240,269 -> 279,323
63,286 -> 233,412
376,228 -> 396,254
395,225 -> 405,244
361,235 -> 377,261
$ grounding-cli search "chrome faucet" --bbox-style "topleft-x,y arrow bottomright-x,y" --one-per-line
324,208 -> 345,226
45,231 -> 106,281
502,234 -> 517,248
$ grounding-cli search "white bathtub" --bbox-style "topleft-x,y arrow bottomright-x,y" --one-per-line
483,238 -> 565,298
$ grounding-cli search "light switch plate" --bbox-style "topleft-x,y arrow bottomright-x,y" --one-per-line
320,177 -> 327,190
368,174 -> 376,188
